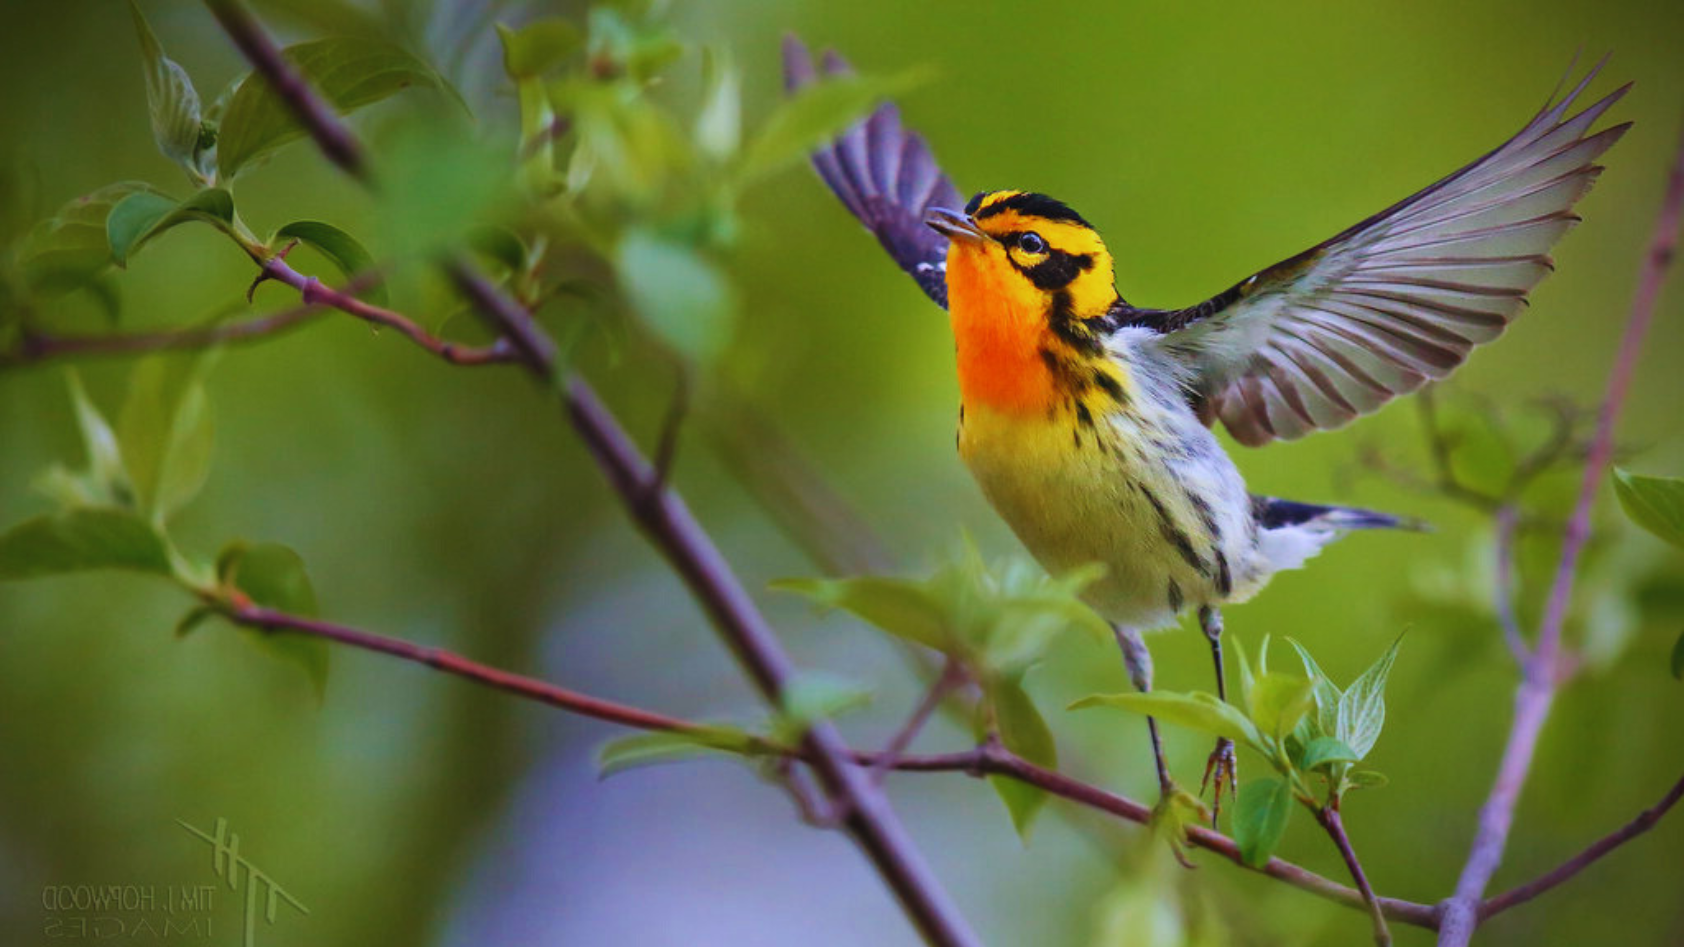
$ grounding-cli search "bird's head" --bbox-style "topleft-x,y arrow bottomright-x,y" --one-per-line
926,191 -> 1124,416
927,190 -> 1119,332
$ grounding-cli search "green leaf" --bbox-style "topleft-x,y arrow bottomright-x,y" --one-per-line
1286,638 -> 1343,738
1233,634 -> 1258,710
129,1 -> 204,171
983,563 -> 1109,671
1613,468 -> 1684,551
1248,673 -> 1314,743
1337,636 -> 1402,760
219,542 -> 329,698
467,225 -> 530,276
272,220 -> 385,306
597,725 -> 760,778
107,189 -> 236,267
175,604 -> 216,638
779,543 -> 1104,674
988,675 -> 1056,840
375,120 -> 514,259
740,67 -> 928,183
105,191 -> 176,267
615,227 -> 737,365
1346,769 -> 1389,790
1233,777 -> 1294,867
248,0 -> 385,38
774,575 -> 953,653
222,542 -> 316,614
218,36 -> 442,180
1299,736 -> 1360,772
117,355 -> 215,524
695,47 -> 741,161
66,371 -> 132,508
1070,691 -> 1261,747
496,18 -> 582,79
584,7 -> 682,83
771,671 -> 871,745
1671,629 -> 1683,682
0,508 -> 171,579
20,182 -> 166,293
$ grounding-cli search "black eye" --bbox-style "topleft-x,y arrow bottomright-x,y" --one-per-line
1016,232 -> 1047,254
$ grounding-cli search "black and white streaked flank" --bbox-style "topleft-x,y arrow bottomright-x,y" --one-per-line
785,38 -> 1630,449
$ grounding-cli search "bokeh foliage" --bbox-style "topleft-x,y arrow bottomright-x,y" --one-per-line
2,2 -> 1682,946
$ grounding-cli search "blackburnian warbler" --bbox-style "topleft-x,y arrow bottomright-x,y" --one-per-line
784,38 -> 1627,808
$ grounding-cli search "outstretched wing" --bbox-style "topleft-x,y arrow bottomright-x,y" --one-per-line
1137,64 -> 1630,446
783,36 -> 963,308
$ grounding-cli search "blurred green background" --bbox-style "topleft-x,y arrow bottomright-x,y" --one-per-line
3,1 -> 1683,945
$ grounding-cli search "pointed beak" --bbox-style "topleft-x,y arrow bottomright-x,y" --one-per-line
925,208 -> 988,246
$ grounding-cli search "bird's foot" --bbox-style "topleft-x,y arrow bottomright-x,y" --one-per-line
1199,737 -> 1238,827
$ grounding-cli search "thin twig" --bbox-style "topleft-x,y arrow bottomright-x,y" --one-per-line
1415,389 -> 1505,512
258,261 -> 516,366
203,0 -> 367,179
1437,119 -> 1684,947
230,604 -> 701,734
1,300 -> 328,368
1479,770 -> 1684,920
1493,504 -> 1528,665
869,660 -> 963,783
921,747 -> 1443,929
1319,805 -> 1393,946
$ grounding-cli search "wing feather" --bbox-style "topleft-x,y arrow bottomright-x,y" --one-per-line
1141,63 -> 1630,445
784,37 -> 961,308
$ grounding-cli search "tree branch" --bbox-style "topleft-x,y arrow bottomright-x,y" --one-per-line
256,260 -> 516,366
1,298 -> 328,368
1480,769 -> 1684,921
223,588 -> 1684,935
229,603 -> 702,735
1318,805 -> 1393,946
906,747 -> 1442,929
869,659 -> 963,782
203,0 -> 366,179
1437,119 -> 1684,947
1492,503 -> 1528,665
210,595 -> 1444,930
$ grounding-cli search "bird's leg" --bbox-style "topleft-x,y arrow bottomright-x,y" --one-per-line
1198,605 -> 1238,823
1112,623 -> 1175,797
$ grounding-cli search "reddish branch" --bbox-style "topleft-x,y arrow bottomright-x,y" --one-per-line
1478,771 -> 1684,919
204,0 -> 367,179
224,589 -> 1684,934
1318,806 -> 1393,946
256,261 -> 515,366
2,298 -> 328,367
1436,121 -> 1684,947
216,596 -> 1437,927
232,604 -> 699,734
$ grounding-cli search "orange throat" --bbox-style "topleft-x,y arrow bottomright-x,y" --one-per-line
946,243 -> 1061,417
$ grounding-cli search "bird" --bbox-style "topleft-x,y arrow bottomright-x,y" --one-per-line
782,36 -> 1628,810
